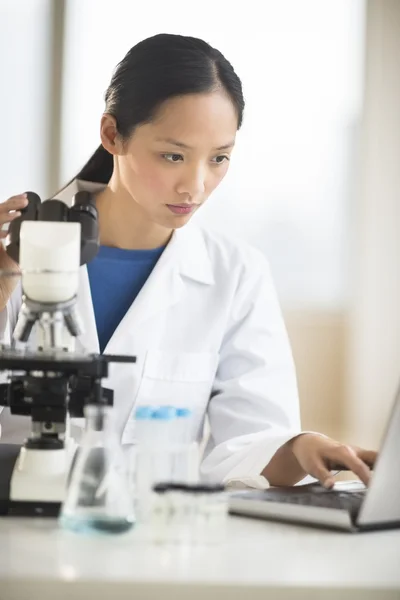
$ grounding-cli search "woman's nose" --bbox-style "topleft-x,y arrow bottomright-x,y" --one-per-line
176,166 -> 206,198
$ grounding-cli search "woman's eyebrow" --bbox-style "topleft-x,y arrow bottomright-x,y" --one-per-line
155,137 -> 235,151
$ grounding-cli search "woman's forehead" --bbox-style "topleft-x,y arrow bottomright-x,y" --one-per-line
135,92 -> 238,147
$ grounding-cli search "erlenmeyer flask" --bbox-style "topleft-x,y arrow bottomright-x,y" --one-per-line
59,404 -> 135,534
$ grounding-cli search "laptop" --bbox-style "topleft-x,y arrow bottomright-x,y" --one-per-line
229,385 -> 400,532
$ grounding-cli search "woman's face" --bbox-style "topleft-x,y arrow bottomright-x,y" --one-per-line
115,91 -> 238,228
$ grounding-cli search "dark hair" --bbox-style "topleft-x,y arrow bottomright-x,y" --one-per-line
76,33 -> 245,184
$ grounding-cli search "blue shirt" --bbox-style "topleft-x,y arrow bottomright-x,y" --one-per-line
87,245 -> 165,352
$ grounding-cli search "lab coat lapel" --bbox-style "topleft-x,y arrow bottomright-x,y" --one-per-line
104,231 -> 185,353
105,224 -> 215,353
73,218 -> 215,355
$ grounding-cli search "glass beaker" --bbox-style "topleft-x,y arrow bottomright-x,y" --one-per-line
59,403 -> 135,534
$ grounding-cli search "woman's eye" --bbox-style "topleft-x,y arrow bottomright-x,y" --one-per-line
212,155 -> 230,164
162,153 -> 183,163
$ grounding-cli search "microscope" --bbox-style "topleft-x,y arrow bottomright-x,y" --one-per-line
0,191 -> 136,517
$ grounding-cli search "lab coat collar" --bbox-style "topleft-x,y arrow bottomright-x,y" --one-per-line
55,178 -> 215,286
171,224 -> 215,285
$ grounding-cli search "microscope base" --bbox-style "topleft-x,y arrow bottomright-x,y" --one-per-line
5,499 -> 61,517
0,443 -> 75,517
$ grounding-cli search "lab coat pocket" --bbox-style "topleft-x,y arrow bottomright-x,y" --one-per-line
136,350 -> 219,410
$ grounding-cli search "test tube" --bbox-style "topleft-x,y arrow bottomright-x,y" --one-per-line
150,482 -> 227,546
190,483 -> 227,545
171,407 -> 194,483
132,406 -> 154,521
150,483 -> 170,544
133,405 -> 177,522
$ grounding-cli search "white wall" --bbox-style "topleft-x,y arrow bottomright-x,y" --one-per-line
60,0 -> 365,311
0,0 -> 54,200
346,0 -> 400,448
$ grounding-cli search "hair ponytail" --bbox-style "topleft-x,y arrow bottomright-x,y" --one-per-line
76,144 -> 113,184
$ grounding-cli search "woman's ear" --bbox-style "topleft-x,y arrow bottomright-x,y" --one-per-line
100,114 -> 124,155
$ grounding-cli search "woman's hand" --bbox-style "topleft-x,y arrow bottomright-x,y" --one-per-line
290,433 -> 377,489
0,194 -> 27,310
262,432 -> 377,488
0,194 -> 27,239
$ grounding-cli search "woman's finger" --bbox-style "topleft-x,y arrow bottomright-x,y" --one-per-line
306,458 -> 336,489
326,445 -> 371,486
353,448 -> 377,468
0,229 -> 8,239
0,195 -> 28,220
0,211 -> 21,226
0,194 -> 28,226
1,194 -> 27,211
325,449 -> 377,472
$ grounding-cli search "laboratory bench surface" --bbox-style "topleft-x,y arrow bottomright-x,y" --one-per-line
0,515 -> 399,600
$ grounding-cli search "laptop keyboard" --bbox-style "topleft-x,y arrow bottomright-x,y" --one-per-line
236,487 -> 366,518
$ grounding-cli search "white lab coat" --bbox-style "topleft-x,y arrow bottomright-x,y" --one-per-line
0,179 -> 302,488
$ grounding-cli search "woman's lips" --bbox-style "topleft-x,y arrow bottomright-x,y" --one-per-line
166,204 -> 197,215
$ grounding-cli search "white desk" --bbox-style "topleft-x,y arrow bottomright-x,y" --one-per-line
0,516 -> 399,600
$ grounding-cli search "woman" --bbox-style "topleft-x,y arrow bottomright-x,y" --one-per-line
0,33 -> 376,489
